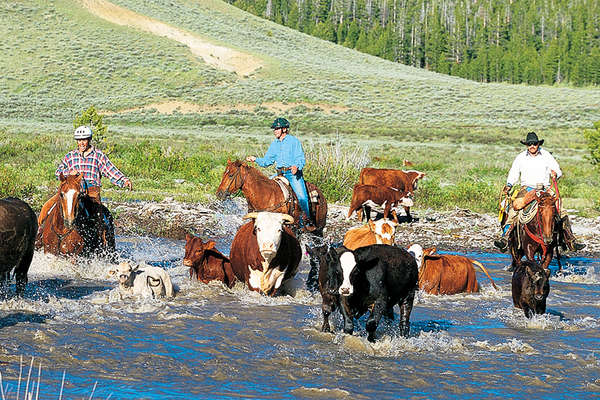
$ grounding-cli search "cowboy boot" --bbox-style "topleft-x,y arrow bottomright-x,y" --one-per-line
493,224 -> 513,252
560,216 -> 585,251
302,214 -> 317,232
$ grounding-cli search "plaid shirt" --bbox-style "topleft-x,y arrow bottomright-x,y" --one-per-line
55,146 -> 127,188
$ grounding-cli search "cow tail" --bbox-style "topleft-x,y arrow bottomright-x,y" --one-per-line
471,260 -> 498,290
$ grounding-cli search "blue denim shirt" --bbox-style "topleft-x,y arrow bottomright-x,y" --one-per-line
255,134 -> 306,170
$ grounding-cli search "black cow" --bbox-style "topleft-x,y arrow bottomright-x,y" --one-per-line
305,243 -> 341,333
326,244 -> 418,342
512,260 -> 550,318
0,197 -> 38,295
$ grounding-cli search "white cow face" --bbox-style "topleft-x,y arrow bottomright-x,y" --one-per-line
338,251 -> 357,296
407,244 -> 424,270
246,212 -> 294,264
108,262 -> 137,287
398,193 -> 414,208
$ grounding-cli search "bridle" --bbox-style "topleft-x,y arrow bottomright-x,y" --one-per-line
224,165 -> 244,195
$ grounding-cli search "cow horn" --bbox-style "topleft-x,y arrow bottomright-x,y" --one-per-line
281,214 -> 294,224
243,212 -> 259,220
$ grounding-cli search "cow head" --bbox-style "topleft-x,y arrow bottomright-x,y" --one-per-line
390,187 -> 414,208
524,261 -> 550,301
108,261 -> 139,288
243,212 -> 294,264
368,219 -> 397,245
405,170 -> 426,190
335,250 -> 357,297
324,246 -> 346,295
407,244 -> 424,270
183,234 -> 216,268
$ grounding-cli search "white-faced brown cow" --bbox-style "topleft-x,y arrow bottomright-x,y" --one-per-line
229,212 -> 301,296
359,168 -> 426,221
408,244 -> 498,295
347,184 -> 413,223
343,219 -> 397,250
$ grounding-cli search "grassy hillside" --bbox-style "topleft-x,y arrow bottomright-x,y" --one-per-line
1,0 -> 599,215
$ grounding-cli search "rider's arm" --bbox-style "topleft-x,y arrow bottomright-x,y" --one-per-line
291,137 -> 306,171
55,152 -> 73,179
505,152 -> 523,187
255,141 -> 277,168
544,150 -> 562,180
98,151 -> 128,188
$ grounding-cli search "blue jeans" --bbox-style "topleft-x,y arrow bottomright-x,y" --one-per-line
282,170 -> 311,222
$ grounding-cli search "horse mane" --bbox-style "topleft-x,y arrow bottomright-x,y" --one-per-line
236,160 -> 271,184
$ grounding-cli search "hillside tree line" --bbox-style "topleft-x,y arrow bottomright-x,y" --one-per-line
227,0 -> 600,86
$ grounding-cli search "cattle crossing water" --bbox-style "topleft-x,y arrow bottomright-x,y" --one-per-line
0,235 -> 599,399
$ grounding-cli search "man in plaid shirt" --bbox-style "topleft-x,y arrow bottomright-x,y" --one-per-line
38,126 -> 132,247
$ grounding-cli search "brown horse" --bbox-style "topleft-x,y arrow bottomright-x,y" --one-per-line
216,160 -> 327,235
509,190 -> 561,272
36,174 -> 114,258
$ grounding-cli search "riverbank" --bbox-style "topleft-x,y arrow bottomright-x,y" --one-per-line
109,197 -> 600,258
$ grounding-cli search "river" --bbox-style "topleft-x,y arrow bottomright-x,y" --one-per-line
0,232 -> 599,399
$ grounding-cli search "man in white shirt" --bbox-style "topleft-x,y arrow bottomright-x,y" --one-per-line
494,132 -> 584,252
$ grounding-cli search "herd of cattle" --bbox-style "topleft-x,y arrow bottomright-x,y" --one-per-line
0,167 -> 552,342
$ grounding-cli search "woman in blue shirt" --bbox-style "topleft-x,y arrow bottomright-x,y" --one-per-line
246,117 -> 316,232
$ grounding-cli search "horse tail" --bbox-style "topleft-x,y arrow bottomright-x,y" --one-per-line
471,260 -> 498,290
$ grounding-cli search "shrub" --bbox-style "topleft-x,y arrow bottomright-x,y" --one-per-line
583,121 -> 600,165
304,139 -> 370,203
73,106 -> 110,150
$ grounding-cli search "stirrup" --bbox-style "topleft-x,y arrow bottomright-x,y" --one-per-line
493,238 -> 508,252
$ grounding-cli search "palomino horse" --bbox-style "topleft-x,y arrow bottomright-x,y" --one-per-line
216,160 -> 327,235
36,174 -> 114,258
508,190 -> 561,272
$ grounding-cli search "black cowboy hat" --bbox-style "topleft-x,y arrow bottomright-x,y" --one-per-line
520,131 -> 544,146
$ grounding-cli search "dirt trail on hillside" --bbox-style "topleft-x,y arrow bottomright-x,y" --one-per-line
103,100 -> 350,115
80,0 -> 263,76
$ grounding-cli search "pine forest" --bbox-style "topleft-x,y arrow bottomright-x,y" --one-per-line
228,0 -> 600,86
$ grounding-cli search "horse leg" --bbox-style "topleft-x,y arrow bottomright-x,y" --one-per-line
555,247 -> 562,272
363,205 -> 371,221
14,245 -> 34,296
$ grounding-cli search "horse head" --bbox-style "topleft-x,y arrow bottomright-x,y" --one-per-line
537,191 -> 557,245
58,173 -> 84,229
216,159 -> 245,199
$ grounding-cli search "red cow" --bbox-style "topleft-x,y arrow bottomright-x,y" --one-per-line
408,245 -> 498,295
347,184 -> 413,222
359,168 -> 426,221
183,234 -> 236,288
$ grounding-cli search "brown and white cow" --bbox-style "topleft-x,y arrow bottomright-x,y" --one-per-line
183,234 -> 236,288
359,168 -> 426,221
343,219 -> 397,250
229,212 -> 301,296
347,184 -> 413,222
408,244 -> 498,295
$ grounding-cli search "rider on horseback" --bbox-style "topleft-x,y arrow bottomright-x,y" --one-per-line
246,117 -> 317,232
494,131 -> 585,252
38,126 -> 132,247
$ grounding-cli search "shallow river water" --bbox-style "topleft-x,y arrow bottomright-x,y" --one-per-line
1,229 -> 599,399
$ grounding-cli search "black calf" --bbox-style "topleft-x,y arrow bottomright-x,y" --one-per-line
512,260 -> 550,318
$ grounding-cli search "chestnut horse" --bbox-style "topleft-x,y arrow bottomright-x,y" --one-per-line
36,174 -> 114,258
508,190 -> 561,272
216,160 -> 327,235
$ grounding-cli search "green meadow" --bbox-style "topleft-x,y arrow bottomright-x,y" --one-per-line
1,0 -> 599,216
